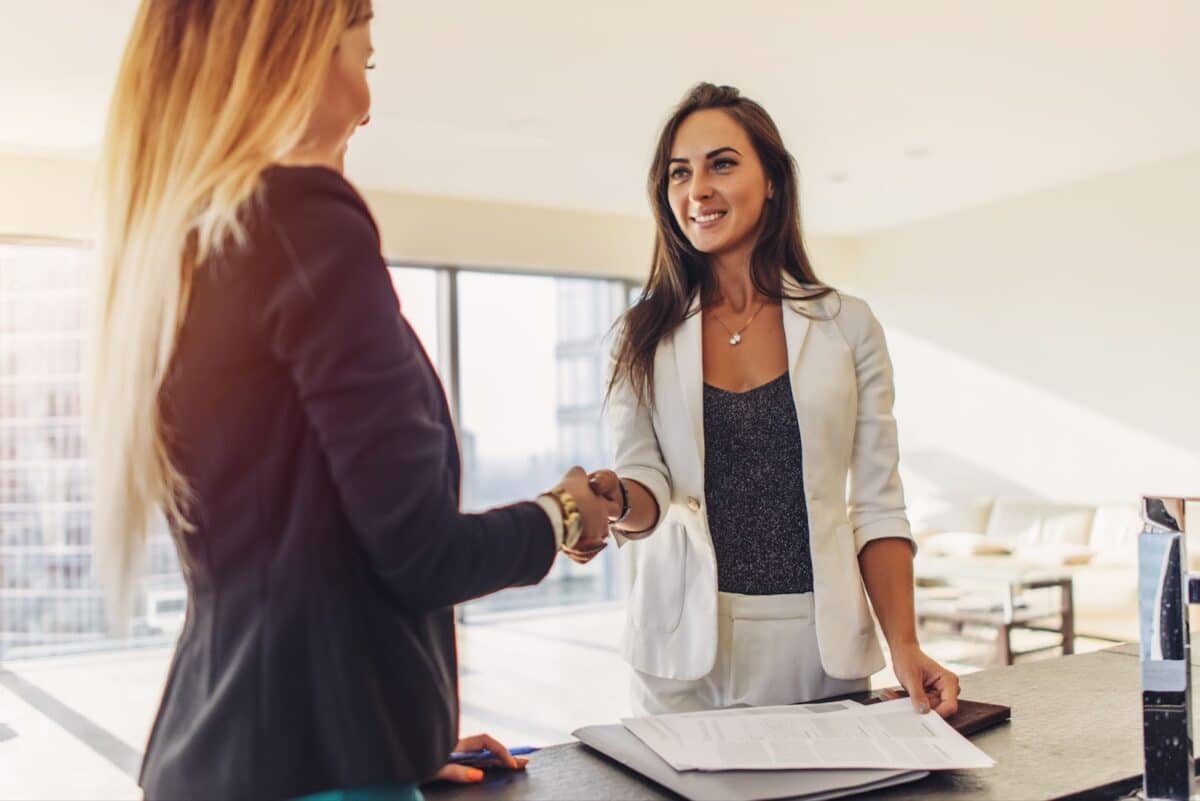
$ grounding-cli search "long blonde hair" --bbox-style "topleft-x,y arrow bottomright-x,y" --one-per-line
89,0 -> 372,628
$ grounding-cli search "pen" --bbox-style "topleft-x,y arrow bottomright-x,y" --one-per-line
449,746 -> 540,762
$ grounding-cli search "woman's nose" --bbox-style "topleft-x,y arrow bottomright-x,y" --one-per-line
689,177 -> 713,202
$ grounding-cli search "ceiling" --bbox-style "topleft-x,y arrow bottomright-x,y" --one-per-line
2,0 -> 1197,234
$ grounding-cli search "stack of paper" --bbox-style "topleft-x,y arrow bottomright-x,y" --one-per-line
621,698 -> 996,772
573,699 -> 994,801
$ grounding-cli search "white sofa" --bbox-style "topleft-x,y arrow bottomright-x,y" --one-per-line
908,496 -> 1199,643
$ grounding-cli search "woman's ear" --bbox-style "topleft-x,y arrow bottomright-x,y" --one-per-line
766,181 -> 774,200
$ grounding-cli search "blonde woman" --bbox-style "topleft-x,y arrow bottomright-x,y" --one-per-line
88,2 -> 608,799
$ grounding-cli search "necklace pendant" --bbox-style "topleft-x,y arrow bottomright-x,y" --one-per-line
729,333 -> 742,346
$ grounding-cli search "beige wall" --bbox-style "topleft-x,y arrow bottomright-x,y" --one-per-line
0,155 -> 98,242
363,189 -> 649,280
0,153 -> 654,277
0,153 -> 850,282
828,152 -> 1200,504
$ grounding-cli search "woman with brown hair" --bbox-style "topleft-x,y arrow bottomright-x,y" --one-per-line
587,83 -> 959,718
88,2 -> 608,798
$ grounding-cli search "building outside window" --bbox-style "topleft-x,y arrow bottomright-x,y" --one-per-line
0,242 -> 185,660
454,271 -> 628,614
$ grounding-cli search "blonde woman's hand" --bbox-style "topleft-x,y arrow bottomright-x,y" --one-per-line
557,466 -> 609,565
884,643 -> 960,718
432,733 -> 528,783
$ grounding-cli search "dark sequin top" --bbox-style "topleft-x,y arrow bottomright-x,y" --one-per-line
702,372 -> 814,595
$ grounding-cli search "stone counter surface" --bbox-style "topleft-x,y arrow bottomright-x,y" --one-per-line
425,647 -> 1191,801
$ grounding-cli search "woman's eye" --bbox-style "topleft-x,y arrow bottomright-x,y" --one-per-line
366,62 -> 377,71
714,158 -> 737,170
669,167 -> 689,181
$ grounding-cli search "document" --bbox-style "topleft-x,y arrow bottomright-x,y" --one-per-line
575,722 -> 928,801
621,698 -> 995,772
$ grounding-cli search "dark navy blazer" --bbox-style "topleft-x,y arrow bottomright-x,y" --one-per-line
142,165 -> 555,800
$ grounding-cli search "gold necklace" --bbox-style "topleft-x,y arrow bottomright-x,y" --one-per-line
708,302 -> 766,346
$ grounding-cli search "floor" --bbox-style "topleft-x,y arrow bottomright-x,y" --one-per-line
0,604 -> 1115,800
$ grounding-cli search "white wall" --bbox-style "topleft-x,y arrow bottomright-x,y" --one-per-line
827,151 -> 1200,504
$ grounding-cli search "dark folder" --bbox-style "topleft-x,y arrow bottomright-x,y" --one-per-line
862,694 -> 1012,737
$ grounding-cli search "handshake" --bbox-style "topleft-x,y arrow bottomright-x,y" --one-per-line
551,466 -> 627,565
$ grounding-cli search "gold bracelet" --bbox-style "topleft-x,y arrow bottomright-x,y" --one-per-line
547,486 -> 583,550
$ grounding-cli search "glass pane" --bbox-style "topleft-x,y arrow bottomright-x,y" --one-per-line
456,271 -> 625,613
0,242 -> 185,660
387,265 -> 441,373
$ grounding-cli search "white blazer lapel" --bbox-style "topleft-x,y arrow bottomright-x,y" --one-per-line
782,275 -> 819,374
782,281 -> 822,454
672,295 -> 705,467
782,299 -> 812,376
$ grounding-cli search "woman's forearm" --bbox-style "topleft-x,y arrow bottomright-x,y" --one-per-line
858,537 -> 919,649
611,478 -> 661,539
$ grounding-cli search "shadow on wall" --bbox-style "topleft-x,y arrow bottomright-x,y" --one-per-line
900,448 -> 1049,501
844,152 -> 1200,470
884,325 -> 1200,503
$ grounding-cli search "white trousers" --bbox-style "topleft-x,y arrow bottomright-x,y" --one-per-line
629,592 -> 869,716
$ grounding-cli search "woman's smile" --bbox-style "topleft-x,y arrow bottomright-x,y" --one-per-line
690,208 -> 728,229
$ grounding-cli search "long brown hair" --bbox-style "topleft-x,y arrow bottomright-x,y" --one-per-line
609,82 -> 834,407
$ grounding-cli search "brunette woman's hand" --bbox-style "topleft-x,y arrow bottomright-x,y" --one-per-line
884,643 -> 960,718
586,469 -> 625,522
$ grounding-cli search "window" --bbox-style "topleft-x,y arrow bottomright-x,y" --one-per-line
1,241 -> 632,660
456,271 -> 627,614
0,242 -> 186,658
387,266 -> 442,373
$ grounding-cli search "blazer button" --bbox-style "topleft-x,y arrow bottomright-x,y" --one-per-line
687,496 -> 701,512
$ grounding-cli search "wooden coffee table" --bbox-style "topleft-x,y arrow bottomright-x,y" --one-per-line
913,556 -> 1075,666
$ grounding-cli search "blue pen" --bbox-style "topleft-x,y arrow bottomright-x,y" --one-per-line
448,746 -> 540,768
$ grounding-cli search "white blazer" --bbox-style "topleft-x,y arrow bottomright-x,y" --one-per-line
607,279 -> 913,681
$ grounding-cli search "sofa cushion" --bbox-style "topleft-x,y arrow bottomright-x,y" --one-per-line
907,495 -> 994,537
986,499 -> 1094,549
923,531 -> 1012,557
1088,503 -> 1141,566
984,500 -> 1041,547
1071,562 -> 1139,641
1040,506 -> 1096,545
1013,542 -> 1095,566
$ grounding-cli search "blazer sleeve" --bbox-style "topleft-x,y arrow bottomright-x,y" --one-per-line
258,170 -> 555,609
604,346 -> 672,546
844,298 -> 915,554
